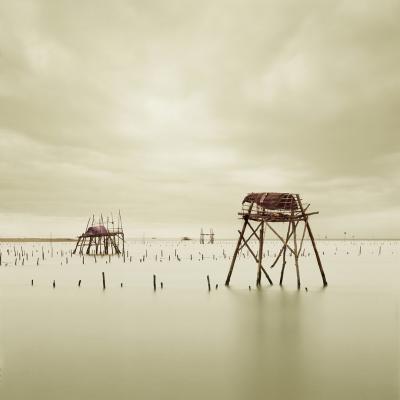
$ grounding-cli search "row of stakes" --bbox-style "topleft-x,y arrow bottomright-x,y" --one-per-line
2,246 -> 390,268
29,273 -> 291,292
0,241 -> 396,268
30,272 -> 223,291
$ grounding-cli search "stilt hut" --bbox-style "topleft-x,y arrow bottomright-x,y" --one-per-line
200,228 -> 215,244
225,193 -> 327,288
73,212 -> 125,255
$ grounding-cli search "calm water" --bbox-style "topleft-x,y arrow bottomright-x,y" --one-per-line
0,240 -> 399,399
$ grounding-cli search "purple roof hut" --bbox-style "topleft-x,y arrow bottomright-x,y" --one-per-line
73,213 -> 125,256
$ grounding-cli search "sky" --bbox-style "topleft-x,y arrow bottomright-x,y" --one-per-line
0,0 -> 399,238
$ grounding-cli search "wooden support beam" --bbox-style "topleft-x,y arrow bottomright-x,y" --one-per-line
95,236 -> 100,255
86,237 -> 93,255
239,222 -> 262,252
265,222 -> 296,255
110,235 -> 121,254
256,222 -> 264,286
239,230 -> 272,285
271,218 -> 302,269
225,220 -> 248,285
292,214 -> 301,289
247,221 -> 262,241
238,222 -> 262,251
297,221 -> 308,257
270,245 -> 284,269
79,235 -> 86,254
225,202 -> 254,286
279,222 -> 292,285
296,194 -> 327,286
73,237 -> 81,254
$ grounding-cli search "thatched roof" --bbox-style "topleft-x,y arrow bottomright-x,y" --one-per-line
242,192 -> 299,211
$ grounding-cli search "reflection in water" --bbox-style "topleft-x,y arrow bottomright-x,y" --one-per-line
227,288 -> 398,400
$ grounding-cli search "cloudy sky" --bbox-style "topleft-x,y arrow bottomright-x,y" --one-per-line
0,0 -> 399,238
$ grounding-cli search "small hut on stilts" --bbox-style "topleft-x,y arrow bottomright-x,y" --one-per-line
200,228 -> 215,244
73,211 -> 125,255
225,193 -> 327,289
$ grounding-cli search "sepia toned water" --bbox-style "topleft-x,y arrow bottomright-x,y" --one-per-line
0,239 -> 399,399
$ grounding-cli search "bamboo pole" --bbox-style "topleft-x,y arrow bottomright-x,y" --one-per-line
292,214 -> 300,289
239,228 -> 272,284
102,272 -> 106,290
296,194 -> 327,286
225,202 -> 254,286
279,222 -> 291,285
256,222 -> 264,286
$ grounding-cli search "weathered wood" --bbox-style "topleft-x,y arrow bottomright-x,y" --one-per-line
247,221 -> 262,241
270,245 -> 284,269
256,222 -> 264,286
296,194 -> 327,286
239,229 -> 273,285
238,222 -> 262,251
297,221 -> 308,257
79,235 -> 86,254
265,222 -> 296,255
73,237 -> 81,254
291,210 -> 300,289
86,237 -> 93,255
225,201 -> 255,286
226,192 -> 324,288
279,222 -> 292,285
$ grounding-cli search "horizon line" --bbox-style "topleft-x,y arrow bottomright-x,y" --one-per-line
0,237 -> 399,243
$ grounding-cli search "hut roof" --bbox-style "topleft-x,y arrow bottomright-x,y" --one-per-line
85,225 -> 109,236
242,192 -> 299,211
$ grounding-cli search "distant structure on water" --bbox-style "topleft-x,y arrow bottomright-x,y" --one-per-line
225,192 -> 327,289
73,212 -> 125,255
200,228 -> 215,244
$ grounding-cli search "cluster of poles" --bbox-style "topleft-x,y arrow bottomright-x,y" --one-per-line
0,240 -> 397,292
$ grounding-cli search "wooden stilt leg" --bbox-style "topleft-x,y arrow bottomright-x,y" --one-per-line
73,237 -> 81,254
306,220 -> 327,286
295,194 -> 327,287
292,217 -> 300,289
110,236 -> 120,254
86,237 -> 93,255
256,222 -> 264,286
240,229 -> 273,285
279,222 -> 291,285
270,245 -> 285,269
225,201 -> 256,286
95,236 -> 100,255
79,236 -> 86,255
225,218 -> 248,286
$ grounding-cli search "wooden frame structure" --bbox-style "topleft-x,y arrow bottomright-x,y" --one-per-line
200,228 -> 215,244
73,212 -> 125,256
225,193 -> 327,288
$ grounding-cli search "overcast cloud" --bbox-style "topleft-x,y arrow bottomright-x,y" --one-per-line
0,0 -> 399,238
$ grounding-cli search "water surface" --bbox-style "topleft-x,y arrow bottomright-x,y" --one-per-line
0,240 -> 398,399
